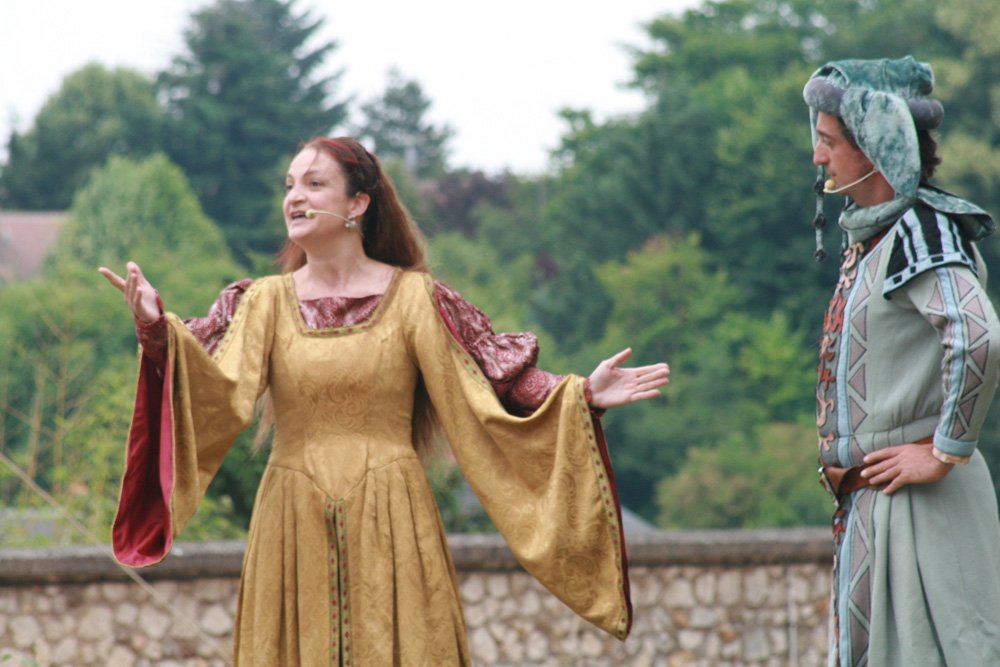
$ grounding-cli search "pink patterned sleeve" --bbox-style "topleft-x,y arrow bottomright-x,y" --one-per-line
433,280 -> 564,415
135,279 -> 254,366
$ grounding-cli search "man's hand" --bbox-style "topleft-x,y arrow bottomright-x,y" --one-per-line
861,444 -> 953,495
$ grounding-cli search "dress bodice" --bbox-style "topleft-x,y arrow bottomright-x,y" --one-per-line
266,271 -> 422,496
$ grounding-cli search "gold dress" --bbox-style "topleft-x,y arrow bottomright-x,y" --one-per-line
113,269 -> 630,666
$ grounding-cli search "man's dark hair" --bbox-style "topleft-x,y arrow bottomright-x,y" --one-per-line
917,129 -> 942,182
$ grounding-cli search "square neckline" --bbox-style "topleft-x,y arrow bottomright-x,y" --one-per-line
281,268 -> 404,336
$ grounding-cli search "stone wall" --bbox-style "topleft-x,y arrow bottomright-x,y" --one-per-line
0,528 -> 833,666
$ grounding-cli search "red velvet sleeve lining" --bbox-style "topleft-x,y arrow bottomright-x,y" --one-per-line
111,351 -> 175,566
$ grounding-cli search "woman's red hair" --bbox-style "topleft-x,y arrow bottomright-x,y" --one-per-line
268,137 -> 440,456
276,136 -> 429,273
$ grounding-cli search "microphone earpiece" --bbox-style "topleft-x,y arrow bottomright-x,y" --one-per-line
824,178 -> 837,192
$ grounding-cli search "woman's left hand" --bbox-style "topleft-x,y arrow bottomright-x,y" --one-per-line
588,348 -> 670,409
860,444 -> 953,495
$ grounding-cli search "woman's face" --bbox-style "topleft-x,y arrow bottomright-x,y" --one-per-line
283,147 -> 361,245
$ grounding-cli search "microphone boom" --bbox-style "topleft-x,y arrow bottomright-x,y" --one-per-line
823,169 -> 878,194
305,208 -> 351,224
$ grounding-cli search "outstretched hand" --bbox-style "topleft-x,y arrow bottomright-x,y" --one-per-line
588,348 -> 670,409
98,262 -> 160,323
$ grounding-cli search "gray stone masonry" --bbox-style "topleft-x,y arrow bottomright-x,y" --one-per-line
0,528 -> 832,666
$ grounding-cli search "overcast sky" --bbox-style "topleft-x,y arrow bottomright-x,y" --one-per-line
1,0 -> 701,173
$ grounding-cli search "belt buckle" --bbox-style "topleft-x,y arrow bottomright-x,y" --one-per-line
818,466 -> 838,503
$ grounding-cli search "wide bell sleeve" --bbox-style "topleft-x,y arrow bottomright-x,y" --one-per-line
112,279 -> 274,567
408,274 -> 631,640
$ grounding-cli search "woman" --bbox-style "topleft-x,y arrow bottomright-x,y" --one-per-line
99,137 -> 669,665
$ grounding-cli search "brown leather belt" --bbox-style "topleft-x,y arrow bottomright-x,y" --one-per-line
820,437 -> 933,497
837,466 -> 870,496
818,465 -> 869,498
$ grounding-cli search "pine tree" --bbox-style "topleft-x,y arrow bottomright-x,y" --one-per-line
355,69 -> 453,179
159,0 -> 347,263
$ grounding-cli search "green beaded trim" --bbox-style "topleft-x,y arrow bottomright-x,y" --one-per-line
575,377 -> 630,639
209,279 -> 266,364
325,498 -> 352,666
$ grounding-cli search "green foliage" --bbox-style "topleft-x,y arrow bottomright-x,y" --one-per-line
421,169 -> 514,238
0,64 -> 165,210
355,69 -> 454,179
159,0 -> 348,263
0,269 -> 130,508
379,157 -> 435,230
545,103 -> 717,262
59,153 -> 243,309
528,251 -> 614,355
428,232 -> 533,333
8,0 -> 1000,537
657,421 -> 830,529
700,64 -> 837,333
575,234 -> 816,520
425,459 -> 495,534
0,154 -> 248,545
930,1 -> 1000,274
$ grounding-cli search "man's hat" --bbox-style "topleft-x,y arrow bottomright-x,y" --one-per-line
803,56 -> 943,199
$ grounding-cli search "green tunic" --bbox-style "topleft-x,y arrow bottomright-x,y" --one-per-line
818,206 -> 1000,666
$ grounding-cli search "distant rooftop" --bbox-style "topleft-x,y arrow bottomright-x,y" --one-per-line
0,211 -> 68,281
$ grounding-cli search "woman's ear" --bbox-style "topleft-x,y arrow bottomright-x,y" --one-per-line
350,192 -> 371,219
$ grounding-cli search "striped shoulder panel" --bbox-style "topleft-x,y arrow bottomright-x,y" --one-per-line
883,203 -> 978,295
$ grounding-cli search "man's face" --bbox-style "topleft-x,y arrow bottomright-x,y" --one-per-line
813,111 -> 878,202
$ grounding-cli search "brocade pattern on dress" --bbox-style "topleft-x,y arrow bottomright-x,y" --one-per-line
117,270 -> 630,666
136,277 -> 562,413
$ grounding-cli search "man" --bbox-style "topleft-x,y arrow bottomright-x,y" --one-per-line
804,56 -> 1000,666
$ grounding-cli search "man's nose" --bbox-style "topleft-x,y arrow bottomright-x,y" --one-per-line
813,145 -> 827,166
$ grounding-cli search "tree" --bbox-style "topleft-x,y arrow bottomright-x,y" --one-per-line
610,0 -> 971,339
544,104 -> 719,262
657,421 -> 830,529
158,0 -> 347,263
572,233 -> 816,520
428,232 -> 536,336
419,169 -> 512,237
0,64 -> 165,210
0,153 -> 252,545
55,153 -> 241,301
355,69 -> 454,179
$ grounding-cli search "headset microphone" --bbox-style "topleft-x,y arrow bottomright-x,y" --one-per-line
305,208 -> 360,232
823,169 -> 879,194
305,208 -> 352,224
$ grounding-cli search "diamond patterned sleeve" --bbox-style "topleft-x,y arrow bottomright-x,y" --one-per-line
901,262 -> 1000,459
433,280 -> 564,415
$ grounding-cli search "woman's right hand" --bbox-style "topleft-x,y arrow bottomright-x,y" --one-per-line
98,262 -> 161,323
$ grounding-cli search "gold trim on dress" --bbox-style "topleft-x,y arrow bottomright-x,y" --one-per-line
282,268 -> 403,337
